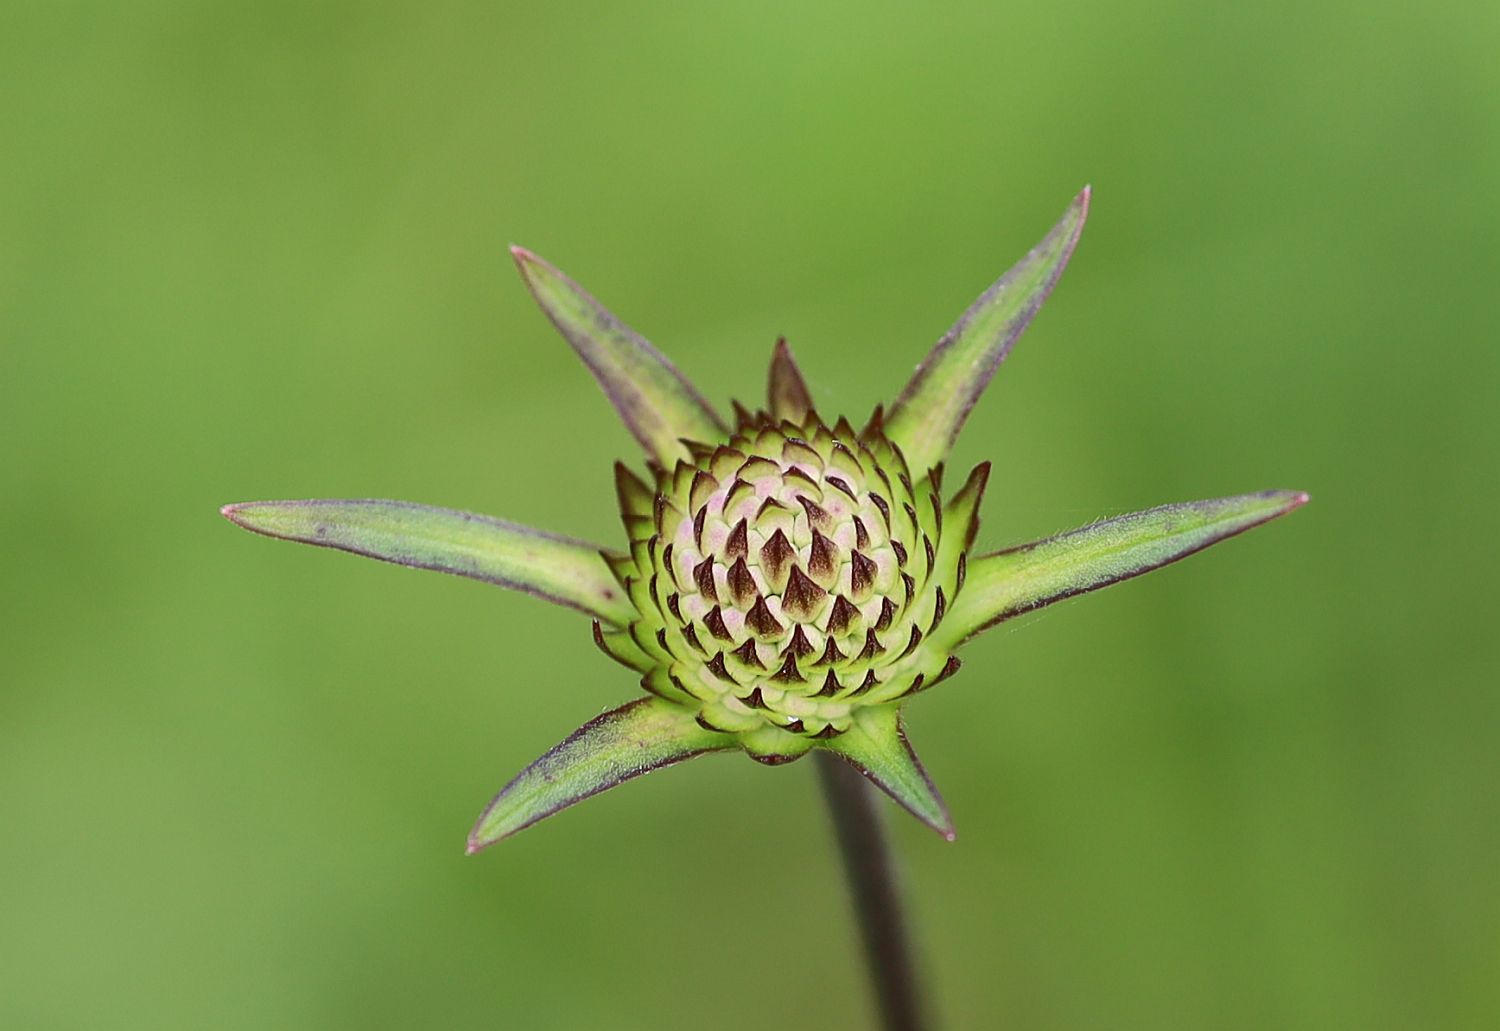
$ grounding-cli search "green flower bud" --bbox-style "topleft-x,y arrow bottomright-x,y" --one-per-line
221,187 -> 1307,850
602,404 -> 976,767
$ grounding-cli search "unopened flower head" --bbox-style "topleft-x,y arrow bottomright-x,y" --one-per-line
222,188 -> 1307,850
604,402 -> 976,766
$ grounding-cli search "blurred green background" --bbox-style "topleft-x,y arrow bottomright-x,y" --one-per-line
4,1 -> 1497,1028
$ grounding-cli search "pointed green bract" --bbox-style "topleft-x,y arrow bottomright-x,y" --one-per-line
221,499 -> 635,625
767,337 -> 814,420
943,490 -> 1309,642
885,188 -> 1090,474
823,706 -> 954,840
511,247 -> 726,466
467,697 -> 735,850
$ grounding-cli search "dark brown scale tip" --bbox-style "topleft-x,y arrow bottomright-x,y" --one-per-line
896,624 -> 923,661
825,595 -> 858,635
808,529 -> 839,584
849,549 -> 877,598
742,686 -> 769,709
853,515 -> 870,550
796,495 -> 832,530
957,552 -> 968,592
706,652 -> 737,684
697,712 -> 733,733
813,723 -> 847,740
756,496 -> 791,522
899,472 -> 915,497
681,622 -> 706,654
653,494 -> 671,533
825,476 -> 858,502
861,405 -> 886,440
614,460 -> 650,503
667,592 -> 682,621
636,672 -> 673,702
760,529 -> 796,584
591,620 -> 612,658
681,438 -> 716,461
749,752 -> 800,766
869,492 -> 891,527
725,518 -> 749,560
783,435 -> 820,460
857,628 -> 884,662
693,555 -> 718,602
731,637 -> 764,669
782,718 -> 806,735
903,502 -> 920,532
783,565 -> 828,620
929,493 -> 943,535
746,595 -> 785,637
902,571 -> 916,606
833,415 -> 858,440
929,463 -> 945,493
768,337 -> 814,420
785,624 -> 816,659
816,635 -> 846,666
890,538 -> 908,566
656,627 -> 669,652
849,668 -> 880,696
923,534 -> 936,574
928,586 -> 947,633
661,540 -> 675,576
817,669 -> 842,697
703,605 -> 733,641
727,556 -> 759,607
711,445 -> 747,471
690,470 -> 719,513
741,456 -> 781,481
724,478 -> 756,514
875,597 -> 896,632
785,465 -> 819,489
771,652 -> 803,684
693,505 -> 707,549
928,654 -> 962,688
829,439 -> 863,470
731,399 -> 757,429
905,673 -> 926,696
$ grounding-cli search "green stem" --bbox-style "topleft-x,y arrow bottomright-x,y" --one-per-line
815,750 -> 930,1031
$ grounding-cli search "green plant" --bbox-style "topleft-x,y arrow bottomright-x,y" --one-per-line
223,188 -> 1305,1029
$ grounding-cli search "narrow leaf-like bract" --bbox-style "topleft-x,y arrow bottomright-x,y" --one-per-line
511,247 -> 726,465
943,489 -> 1309,642
467,698 -> 735,850
767,337 -> 814,420
220,499 -> 635,625
823,706 -> 954,840
886,188 -> 1090,474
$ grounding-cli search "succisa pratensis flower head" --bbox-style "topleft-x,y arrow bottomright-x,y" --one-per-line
222,188 -> 1307,850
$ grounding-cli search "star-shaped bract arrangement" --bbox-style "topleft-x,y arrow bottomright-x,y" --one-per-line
223,188 -> 1306,851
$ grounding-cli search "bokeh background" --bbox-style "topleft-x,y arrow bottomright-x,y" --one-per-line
4,2 -> 1497,1028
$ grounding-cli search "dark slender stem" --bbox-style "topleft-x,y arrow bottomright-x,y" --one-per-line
815,750 -> 930,1031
